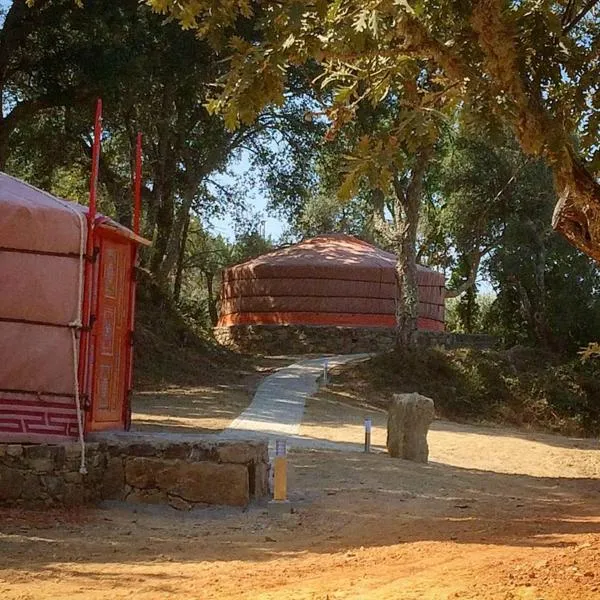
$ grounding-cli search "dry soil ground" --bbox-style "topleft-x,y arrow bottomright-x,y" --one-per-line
131,356 -> 291,434
1,361 -> 600,599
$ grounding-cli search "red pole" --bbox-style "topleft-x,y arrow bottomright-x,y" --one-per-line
123,132 -> 142,430
79,98 -> 103,432
133,132 -> 142,235
88,98 -> 102,226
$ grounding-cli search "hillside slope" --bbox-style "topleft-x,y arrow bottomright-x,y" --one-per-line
133,276 -> 244,388
323,346 -> 600,436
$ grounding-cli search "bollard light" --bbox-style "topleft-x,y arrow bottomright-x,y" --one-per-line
364,417 -> 372,453
273,439 -> 288,502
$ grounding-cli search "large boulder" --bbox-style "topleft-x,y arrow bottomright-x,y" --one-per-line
387,393 -> 435,463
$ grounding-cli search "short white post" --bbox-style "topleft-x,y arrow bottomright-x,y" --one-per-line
364,417 -> 372,453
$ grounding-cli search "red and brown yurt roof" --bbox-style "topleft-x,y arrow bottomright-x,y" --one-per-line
218,234 -> 445,330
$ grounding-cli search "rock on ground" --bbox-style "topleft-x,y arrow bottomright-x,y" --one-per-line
387,393 -> 435,462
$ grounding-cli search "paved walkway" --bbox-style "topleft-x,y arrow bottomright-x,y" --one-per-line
220,354 -> 371,453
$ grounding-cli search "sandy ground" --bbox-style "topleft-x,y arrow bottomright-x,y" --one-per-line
301,389 -> 600,478
2,367 -> 600,599
132,384 -> 253,433
131,357 -> 291,433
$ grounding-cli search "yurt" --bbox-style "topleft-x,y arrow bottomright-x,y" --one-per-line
0,172 -> 150,445
216,234 -> 445,351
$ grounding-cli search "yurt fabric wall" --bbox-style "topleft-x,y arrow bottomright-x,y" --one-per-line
218,235 -> 445,330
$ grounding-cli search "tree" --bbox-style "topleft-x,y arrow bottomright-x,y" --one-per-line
422,131 -> 600,351
448,260 -> 480,334
147,0 -> 600,262
7,1 -> 321,303
4,0 -> 236,287
175,225 -> 232,327
0,0 -> 146,169
261,91 -> 442,346
421,133 -> 530,299
280,192 -> 374,241
487,206 -> 600,353
175,220 -> 275,329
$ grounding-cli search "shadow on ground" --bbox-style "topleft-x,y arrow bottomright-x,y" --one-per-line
1,450 -> 599,573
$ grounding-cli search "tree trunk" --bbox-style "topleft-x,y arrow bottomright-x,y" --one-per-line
173,209 -> 191,304
148,158 -> 176,279
529,228 -> 554,349
159,176 -> 198,286
392,147 -> 432,349
393,194 -> 420,348
460,286 -> 478,333
0,127 -> 9,171
469,2 -> 600,264
204,272 -> 218,326
148,86 -> 176,278
107,180 -> 132,227
552,152 -> 600,264
150,192 -> 175,279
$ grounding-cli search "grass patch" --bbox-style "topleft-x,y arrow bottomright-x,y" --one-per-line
133,274 -> 290,392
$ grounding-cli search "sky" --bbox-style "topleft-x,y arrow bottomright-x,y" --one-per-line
208,153 -> 287,242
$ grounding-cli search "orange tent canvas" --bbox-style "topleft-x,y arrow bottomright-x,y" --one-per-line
0,173 -> 149,443
218,234 -> 446,330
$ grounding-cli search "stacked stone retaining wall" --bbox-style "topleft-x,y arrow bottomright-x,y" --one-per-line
214,324 -> 497,355
0,434 -> 269,510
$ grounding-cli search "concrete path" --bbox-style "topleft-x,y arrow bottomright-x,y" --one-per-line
220,354 -> 371,453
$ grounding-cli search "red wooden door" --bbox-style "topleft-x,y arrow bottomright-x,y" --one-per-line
89,237 -> 131,431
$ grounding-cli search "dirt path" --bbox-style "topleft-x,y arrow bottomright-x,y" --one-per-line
1,357 -> 600,599
301,389 -> 600,478
130,356 -> 293,434
1,445 -> 599,599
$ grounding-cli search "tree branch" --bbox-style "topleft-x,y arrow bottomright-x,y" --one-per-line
3,83 -> 96,131
563,0 -> 599,34
371,188 -> 395,243
444,249 -> 483,299
391,169 -> 408,208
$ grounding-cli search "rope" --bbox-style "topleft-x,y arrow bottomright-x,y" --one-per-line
68,208 -> 87,475
2,172 -> 90,475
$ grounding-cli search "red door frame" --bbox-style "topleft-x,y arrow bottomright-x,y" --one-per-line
84,230 -> 135,433
122,243 -> 138,430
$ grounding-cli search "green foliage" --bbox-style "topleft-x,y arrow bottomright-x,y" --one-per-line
147,0 -> 598,172
231,230 -> 275,264
175,218 -> 275,330
445,293 -> 497,336
5,0 -> 599,362
422,131 -> 600,353
346,347 -> 600,436
148,0 -> 600,270
4,0 -> 322,310
285,192 -> 375,241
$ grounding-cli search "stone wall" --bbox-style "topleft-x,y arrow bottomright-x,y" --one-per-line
214,324 -> 497,355
0,434 -> 269,510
